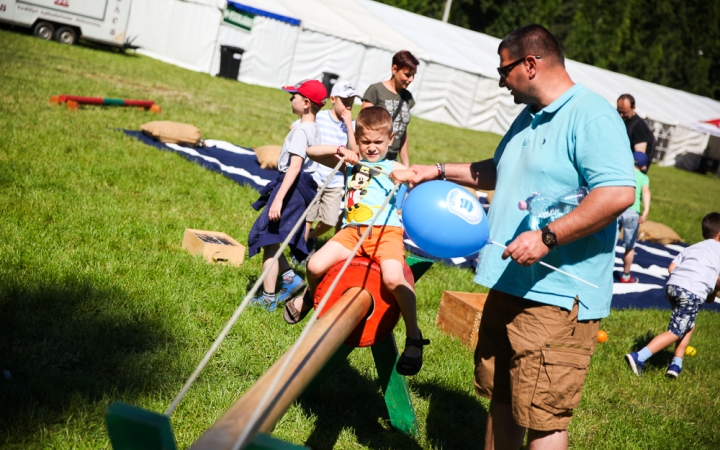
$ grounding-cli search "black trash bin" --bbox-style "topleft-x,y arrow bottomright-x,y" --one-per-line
322,72 -> 339,96
218,45 -> 245,80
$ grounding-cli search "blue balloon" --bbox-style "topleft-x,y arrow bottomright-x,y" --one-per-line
402,181 -> 489,259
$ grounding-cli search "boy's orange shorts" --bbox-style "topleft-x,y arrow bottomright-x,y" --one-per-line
330,226 -> 405,264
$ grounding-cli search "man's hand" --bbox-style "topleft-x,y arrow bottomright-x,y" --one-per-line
268,197 -> 283,221
639,213 -> 648,224
339,147 -> 359,166
407,164 -> 438,188
502,230 -> 550,266
390,169 -> 416,184
340,109 -> 353,127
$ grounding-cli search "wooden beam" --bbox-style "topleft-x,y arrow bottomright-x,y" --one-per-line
191,287 -> 373,450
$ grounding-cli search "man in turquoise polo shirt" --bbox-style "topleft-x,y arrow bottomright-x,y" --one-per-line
409,24 -> 635,449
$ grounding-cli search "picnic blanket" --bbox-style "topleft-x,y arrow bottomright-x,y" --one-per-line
123,130 -> 278,191
407,236 -> 720,312
129,132 -> 718,312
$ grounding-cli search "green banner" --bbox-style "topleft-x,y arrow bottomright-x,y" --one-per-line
223,5 -> 254,31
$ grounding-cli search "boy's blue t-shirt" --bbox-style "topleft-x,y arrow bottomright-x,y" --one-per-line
474,84 -> 636,321
343,159 -> 402,228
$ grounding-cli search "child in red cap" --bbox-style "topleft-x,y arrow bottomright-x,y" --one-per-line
248,80 -> 327,312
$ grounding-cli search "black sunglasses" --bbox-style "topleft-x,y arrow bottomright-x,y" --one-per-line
497,55 -> 541,79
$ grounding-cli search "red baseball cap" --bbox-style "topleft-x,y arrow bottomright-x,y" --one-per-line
282,80 -> 328,107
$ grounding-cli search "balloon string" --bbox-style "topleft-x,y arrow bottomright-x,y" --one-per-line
488,240 -> 599,289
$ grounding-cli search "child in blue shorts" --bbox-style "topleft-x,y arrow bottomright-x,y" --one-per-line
617,152 -> 651,283
625,212 -> 720,378
247,80 -> 327,312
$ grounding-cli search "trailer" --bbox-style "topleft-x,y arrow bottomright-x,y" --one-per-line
0,0 -> 135,48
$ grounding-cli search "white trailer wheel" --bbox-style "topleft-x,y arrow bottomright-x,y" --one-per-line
55,27 -> 78,45
33,22 -> 55,41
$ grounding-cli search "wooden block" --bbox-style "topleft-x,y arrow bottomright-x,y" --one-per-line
182,229 -> 245,267
436,290 -> 488,349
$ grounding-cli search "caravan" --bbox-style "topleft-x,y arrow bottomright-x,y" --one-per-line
0,0 -> 133,47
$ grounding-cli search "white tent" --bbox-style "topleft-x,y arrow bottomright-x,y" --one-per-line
126,0 -> 225,73
125,0 -> 720,168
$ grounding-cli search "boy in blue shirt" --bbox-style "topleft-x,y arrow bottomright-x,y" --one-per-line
625,212 -> 720,378
283,107 -> 429,376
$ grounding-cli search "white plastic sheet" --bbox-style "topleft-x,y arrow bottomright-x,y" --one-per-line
288,29 -> 365,86
237,16 -> 299,88
126,0 -> 222,73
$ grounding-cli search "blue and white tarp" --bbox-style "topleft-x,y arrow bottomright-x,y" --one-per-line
405,236 -> 720,312
124,130 -> 277,191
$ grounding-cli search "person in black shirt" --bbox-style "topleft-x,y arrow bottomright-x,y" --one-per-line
617,94 -> 656,172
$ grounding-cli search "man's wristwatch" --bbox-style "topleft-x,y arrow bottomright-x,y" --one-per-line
541,226 -> 557,249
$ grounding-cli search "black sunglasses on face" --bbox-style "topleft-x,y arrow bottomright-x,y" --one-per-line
497,55 -> 541,79
339,97 -> 355,107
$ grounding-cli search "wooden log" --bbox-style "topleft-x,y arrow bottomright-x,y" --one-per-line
191,287 -> 373,450
435,290 -> 488,349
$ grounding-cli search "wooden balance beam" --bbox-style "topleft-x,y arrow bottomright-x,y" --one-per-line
191,287 -> 372,449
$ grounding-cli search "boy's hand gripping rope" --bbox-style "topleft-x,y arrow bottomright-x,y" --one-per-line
164,157 -> 347,417
231,181 -> 402,450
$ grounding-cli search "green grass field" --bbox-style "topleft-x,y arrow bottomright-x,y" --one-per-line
1,29 -> 720,449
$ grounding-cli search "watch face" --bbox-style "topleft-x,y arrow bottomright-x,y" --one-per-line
543,231 -> 556,246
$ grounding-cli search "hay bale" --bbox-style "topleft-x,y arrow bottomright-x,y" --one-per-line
638,220 -> 684,244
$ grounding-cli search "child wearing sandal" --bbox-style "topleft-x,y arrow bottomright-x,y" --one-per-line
247,80 -> 327,312
283,106 -> 429,376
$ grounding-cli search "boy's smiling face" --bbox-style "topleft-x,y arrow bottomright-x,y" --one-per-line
357,128 -> 394,162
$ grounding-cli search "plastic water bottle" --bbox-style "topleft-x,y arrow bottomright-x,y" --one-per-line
518,187 -> 589,230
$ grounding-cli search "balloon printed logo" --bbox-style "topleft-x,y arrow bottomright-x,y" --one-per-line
447,188 -> 483,225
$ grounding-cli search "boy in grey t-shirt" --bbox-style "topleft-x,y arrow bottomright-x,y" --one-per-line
625,212 -> 720,378
247,80 -> 326,312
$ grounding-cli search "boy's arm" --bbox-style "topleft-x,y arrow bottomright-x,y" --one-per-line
307,145 -> 359,169
268,155 -> 303,221
639,184 -> 651,223
399,134 -> 410,167
668,262 -> 677,274
341,110 -> 359,153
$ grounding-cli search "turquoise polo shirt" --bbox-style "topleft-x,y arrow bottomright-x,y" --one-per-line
474,84 -> 635,320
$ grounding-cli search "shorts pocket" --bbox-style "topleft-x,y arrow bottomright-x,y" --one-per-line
532,346 -> 592,415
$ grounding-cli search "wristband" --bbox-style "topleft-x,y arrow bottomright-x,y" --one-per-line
436,163 -> 446,180
336,145 -> 347,157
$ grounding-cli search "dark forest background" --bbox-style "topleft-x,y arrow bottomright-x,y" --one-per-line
376,0 -> 720,101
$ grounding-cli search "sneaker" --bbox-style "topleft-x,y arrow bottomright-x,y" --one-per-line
619,274 -> 639,283
250,292 -> 266,307
625,352 -> 645,376
264,297 -> 278,313
666,364 -> 682,379
277,274 -> 306,304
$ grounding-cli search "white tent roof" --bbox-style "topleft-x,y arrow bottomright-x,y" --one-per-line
235,0 -> 426,57
228,0 -> 720,128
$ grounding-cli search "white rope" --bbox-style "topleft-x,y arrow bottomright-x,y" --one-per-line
231,181 -> 402,450
165,158 -> 346,416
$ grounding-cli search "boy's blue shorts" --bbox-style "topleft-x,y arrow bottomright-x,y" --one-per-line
618,209 -> 640,249
666,284 -> 700,337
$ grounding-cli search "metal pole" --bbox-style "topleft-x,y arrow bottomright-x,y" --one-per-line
190,287 -> 374,450
442,0 -> 452,23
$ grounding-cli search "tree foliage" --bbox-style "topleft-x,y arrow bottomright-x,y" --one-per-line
376,0 -> 720,101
